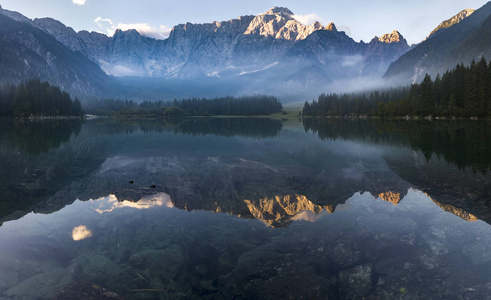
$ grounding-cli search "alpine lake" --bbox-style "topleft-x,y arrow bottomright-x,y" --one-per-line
0,116 -> 490,300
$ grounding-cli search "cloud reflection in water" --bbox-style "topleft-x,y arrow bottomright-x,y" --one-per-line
72,225 -> 92,241
95,192 -> 173,214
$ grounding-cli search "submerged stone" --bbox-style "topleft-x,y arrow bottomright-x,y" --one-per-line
70,253 -> 121,284
339,264 -> 373,297
55,281 -> 126,300
4,267 -> 78,299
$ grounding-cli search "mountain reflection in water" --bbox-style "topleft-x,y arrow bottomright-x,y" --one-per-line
0,118 -> 490,299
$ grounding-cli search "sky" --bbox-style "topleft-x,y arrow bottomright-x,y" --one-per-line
0,0 -> 489,44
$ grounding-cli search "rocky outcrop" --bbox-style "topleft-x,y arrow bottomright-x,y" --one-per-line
427,8 -> 475,39
244,7 -> 322,41
363,30 -> 410,75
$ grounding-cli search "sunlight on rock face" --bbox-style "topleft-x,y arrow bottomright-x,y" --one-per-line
429,195 -> 478,222
378,191 -> 401,205
244,194 -> 329,227
72,225 -> 92,241
95,192 -> 173,214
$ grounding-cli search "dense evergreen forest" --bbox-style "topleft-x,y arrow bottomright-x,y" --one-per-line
303,58 -> 491,118
0,79 -> 281,118
0,79 -> 83,117
84,94 -> 283,117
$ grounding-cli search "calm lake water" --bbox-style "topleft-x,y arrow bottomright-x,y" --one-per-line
0,118 -> 490,299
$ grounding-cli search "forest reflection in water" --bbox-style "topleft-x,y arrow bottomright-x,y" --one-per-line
0,117 -> 490,299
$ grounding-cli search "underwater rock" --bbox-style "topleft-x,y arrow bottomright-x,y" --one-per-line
129,245 -> 185,280
328,237 -> 361,267
0,270 -> 19,293
463,241 -> 491,265
70,253 -> 121,284
55,281 -> 126,299
421,226 -> 450,256
338,264 -> 373,297
4,267 -> 78,299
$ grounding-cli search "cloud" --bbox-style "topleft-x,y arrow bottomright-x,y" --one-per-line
116,23 -> 171,39
72,225 -> 92,241
94,193 -> 173,214
93,16 -> 171,39
72,0 -> 86,5
94,16 -> 114,35
337,25 -> 352,36
292,13 -> 323,25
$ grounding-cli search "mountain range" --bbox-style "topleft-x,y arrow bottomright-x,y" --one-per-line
0,4 -> 490,100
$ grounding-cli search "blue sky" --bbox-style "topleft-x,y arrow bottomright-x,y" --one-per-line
0,0 -> 488,44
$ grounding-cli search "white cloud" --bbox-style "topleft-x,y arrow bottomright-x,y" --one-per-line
72,225 -> 92,241
93,16 -> 171,39
94,16 -> 114,35
72,0 -> 86,5
292,13 -> 323,25
338,25 -> 352,36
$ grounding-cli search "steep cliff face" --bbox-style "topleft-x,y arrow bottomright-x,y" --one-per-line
363,30 -> 410,76
32,17 -> 112,66
244,6 -> 323,41
385,2 -> 491,83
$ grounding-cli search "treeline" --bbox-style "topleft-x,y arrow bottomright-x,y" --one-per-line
303,88 -> 409,117
303,118 -> 491,173
84,95 -> 283,116
303,58 -> 491,118
0,79 -> 83,117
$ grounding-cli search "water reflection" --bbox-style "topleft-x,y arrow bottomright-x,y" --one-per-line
0,118 -> 490,299
71,225 -> 92,241
303,118 -> 491,173
0,119 -> 82,155
244,194 -> 328,227
0,118 -> 281,227
0,187 -> 489,299
94,193 -> 172,214
84,117 -> 283,139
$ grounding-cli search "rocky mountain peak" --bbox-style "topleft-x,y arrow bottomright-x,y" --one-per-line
264,7 -> 294,16
325,22 -> 337,32
378,30 -> 404,43
244,7 -> 324,41
427,8 -> 476,39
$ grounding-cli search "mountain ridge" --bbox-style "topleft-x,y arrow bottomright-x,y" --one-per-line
9,5 -> 484,99
385,2 -> 491,83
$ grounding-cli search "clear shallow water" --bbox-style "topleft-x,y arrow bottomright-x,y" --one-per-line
0,118 -> 490,299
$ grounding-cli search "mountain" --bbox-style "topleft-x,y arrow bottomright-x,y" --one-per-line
0,5 -> 410,100
0,6 -> 116,97
385,2 -> 491,83
427,9 -> 475,39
